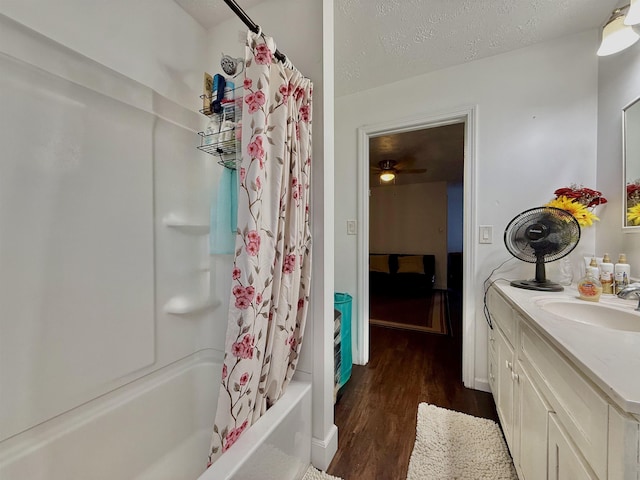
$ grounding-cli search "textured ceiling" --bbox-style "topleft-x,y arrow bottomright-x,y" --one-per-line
176,0 -> 619,96
176,0 -> 620,185
335,0 -> 618,97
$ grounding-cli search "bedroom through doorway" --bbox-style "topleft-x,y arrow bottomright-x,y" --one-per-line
367,121 -> 465,357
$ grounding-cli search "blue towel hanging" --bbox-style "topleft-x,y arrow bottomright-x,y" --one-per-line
210,168 -> 238,255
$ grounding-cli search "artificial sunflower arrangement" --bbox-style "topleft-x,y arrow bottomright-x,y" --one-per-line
545,185 -> 607,227
627,180 -> 640,226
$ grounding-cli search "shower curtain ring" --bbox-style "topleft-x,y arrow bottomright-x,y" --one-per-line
255,25 -> 262,36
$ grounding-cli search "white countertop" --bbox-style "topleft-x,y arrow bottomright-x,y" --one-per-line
493,280 -> 640,416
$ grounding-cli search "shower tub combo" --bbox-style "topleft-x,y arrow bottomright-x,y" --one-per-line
0,352 -> 312,480
0,13 -> 312,480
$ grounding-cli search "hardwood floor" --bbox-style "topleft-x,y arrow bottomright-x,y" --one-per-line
326,292 -> 498,480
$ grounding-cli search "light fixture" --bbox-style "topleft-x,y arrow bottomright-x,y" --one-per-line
379,170 -> 396,182
597,5 -> 640,56
625,0 -> 640,25
378,159 -> 397,183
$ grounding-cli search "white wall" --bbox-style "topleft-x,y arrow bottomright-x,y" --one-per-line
335,29 -> 600,388
596,41 -> 640,275
370,182 -> 448,289
0,0 -> 207,110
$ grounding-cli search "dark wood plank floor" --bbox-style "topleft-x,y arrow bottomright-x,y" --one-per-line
326,291 -> 498,480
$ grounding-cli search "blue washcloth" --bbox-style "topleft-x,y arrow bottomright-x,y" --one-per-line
210,168 -> 238,255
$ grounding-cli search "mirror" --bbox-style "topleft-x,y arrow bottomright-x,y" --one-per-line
623,96 -> 640,229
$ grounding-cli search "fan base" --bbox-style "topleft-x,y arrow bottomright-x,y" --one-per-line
511,279 -> 564,292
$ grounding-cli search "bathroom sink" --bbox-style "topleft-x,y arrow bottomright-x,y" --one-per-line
535,298 -> 640,332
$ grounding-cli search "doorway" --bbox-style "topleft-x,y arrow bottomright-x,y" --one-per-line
354,107 -> 477,387
368,123 -> 463,336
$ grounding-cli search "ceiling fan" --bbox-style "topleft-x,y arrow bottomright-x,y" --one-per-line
371,159 -> 427,183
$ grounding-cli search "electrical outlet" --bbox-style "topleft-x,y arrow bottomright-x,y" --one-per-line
347,220 -> 357,235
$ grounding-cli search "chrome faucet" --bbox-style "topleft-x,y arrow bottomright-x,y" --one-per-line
617,283 -> 640,311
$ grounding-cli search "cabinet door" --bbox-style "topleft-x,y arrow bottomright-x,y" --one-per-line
520,321 -> 608,479
548,412 -> 598,480
495,326 -> 515,447
517,362 -> 552,480
488,328 -> 497,396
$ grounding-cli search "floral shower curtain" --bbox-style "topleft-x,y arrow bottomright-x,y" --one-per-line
208,31 -> 313,465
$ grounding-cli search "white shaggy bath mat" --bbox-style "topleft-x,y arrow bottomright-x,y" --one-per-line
406,404 -> 517,480
303,466 -> 344,480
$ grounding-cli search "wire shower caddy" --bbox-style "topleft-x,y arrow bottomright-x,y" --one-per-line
197,87 -> 242,170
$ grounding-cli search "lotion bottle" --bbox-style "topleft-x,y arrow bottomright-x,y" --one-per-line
614,253 -> 630,294
599,253 -> 614,294
588,257 -> 599,278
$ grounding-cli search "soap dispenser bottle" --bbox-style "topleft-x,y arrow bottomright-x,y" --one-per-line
614,253 -> 630,294
600,253 -> 614,294
578,267 -> 602,302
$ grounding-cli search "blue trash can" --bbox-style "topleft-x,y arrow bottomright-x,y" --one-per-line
334,292 -> 353,388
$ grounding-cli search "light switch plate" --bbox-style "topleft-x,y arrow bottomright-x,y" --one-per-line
479,225 -> 493,244
347,220 -> 357,235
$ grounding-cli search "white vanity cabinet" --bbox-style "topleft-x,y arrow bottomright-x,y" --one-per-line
487,285 -> 640,480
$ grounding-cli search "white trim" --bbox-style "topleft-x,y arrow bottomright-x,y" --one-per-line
474,378 -> 490,393
355,127 -> 371,364
622,98 -> 640,233
311,424 -> 338,471
461,107 -> 478,389
308,0 -> 338,472
355,107 -> 478,388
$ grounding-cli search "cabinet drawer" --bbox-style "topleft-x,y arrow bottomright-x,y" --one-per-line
488,287 -> 515,344
520,321 -> 608,480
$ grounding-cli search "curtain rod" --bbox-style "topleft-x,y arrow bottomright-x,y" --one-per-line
223,0 -> 286,63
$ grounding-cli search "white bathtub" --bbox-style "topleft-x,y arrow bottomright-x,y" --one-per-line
0,351 -> 312,480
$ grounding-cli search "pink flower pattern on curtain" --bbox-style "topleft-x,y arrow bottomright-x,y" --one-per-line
208,31 -> 313,466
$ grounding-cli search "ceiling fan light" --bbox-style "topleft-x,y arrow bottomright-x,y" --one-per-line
380,171 -> 395,182
625,0 -> 640,26
597,14 -> 640,56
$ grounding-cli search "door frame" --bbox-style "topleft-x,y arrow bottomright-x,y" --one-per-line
355,106 -> 478,388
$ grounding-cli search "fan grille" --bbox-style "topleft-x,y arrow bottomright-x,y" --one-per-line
504,207 -> 580,263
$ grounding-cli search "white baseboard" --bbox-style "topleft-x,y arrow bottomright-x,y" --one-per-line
311,424 -> 338,471
473,378 -> 490,393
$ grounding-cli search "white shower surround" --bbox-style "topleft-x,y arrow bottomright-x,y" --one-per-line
0,9 -> 315,479
1,351 -> 311,480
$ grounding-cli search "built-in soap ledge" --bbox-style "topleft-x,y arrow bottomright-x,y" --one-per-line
163,295 -> 220,315
162,214 -> 209,234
